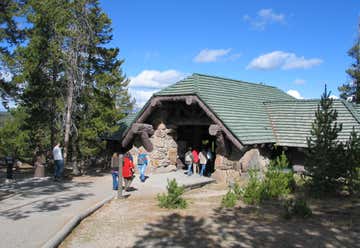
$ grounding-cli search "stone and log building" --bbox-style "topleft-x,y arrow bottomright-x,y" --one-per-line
107,74 -> 360,183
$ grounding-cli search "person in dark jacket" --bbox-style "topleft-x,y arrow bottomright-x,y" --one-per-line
185,147 -> 193,176
111,153 -> 119,190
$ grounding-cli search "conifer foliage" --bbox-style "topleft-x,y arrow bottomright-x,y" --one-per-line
338,22 -> 360,103
0,1 -> 133,167
305,86 -> 345,193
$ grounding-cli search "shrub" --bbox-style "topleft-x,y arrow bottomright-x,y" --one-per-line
241,167 -> 295,205
242,169 -> 264,205
232,182 -> 243,199
269,151 -> 289,169
283,198 -> 312,219
261,168 -> 295,200
221,190 -> 238,208
157,179 -> 187,209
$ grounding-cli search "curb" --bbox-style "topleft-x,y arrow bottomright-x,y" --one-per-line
41,194 -> 115,248
183,178 -> 216,191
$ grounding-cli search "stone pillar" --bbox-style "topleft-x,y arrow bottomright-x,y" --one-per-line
148,122 -> 178,173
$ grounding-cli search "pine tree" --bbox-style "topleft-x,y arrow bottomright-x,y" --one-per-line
344,128 -> 360,193
12,0 -> 67,154
58,0 -> 133,171
305,86 -> 345,193
338,21 -> 360,103
1,0 -> 132,170
0,0 -> 25,108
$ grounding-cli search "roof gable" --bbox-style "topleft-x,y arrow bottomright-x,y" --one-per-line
155,73 -> 294,144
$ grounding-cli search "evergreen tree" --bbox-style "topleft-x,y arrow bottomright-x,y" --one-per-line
13,0 -> 67,153
344,128 -> 360,193
0,0 -> 25,108
338,21 -> 360,103
0,0 -> 132,170
305,86 -> 345,193
0,107 -> 31,160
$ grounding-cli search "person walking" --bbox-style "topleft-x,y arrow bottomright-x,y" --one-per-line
185,147 -> 194,176
123,152 -> 135,191
34,153 -> 45,178
137,148 -> 148,182
199,148 -> 208,177
192,148 -> 199,174
111,153 -> 119,190
5,155 -> 14,182
53,143 -> 64,181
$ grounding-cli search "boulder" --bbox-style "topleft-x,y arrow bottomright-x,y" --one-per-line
239,148 -> 269,172
212,169 -> 241,184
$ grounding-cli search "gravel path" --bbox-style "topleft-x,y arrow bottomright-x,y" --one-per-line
61,181 -> 360,248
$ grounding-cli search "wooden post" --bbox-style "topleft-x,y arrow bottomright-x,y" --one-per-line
117,154 -> 124,199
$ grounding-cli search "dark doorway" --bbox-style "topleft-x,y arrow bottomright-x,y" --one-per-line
176,125 -> 216,175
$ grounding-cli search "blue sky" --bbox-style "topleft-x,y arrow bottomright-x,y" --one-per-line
99,0 -> 360,107
1,1 -> 359,111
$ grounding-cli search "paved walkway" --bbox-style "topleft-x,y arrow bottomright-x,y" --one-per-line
0,170 -> 214,248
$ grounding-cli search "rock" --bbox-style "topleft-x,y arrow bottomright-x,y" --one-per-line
239,148 -> 269,172
152,137 -> 165,148
168,148 -> 177,164
212,169 -> 241,184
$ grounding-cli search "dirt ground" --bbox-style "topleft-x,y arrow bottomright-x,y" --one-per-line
60,183 -> 360,248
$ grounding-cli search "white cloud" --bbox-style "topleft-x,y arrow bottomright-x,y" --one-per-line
129,88 -> 157,108
258,9 -> 285,22
193,48 -> 232,63
129,69 -> 188,107
293,79 -> 306,85
247,51 -> 323,70
243,9 -> 285,30
129,70 -> 187,89
329,95 -> 339,99
287,90 -> 304,99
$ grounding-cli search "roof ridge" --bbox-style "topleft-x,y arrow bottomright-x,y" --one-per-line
192,73 -> 277,89
264,99 -> 322,104
263,102 -> 280,144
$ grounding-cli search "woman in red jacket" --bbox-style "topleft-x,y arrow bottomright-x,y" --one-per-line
123,152 -> 134,191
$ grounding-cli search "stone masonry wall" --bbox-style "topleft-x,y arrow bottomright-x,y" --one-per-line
129,122 -> 178,173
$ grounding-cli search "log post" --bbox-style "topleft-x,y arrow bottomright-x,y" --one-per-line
117,154 -> 124,199
209,124 -> 227,155
122,123 -> 155,151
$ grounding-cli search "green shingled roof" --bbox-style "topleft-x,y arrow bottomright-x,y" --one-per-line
112,73 -> 360,148
264,100 -> 360,147
106,112 -> 138,141
155,73 -> 295,145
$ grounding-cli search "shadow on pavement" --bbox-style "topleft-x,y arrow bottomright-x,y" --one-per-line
1,192 -> 93,220
0,178 -> 97,220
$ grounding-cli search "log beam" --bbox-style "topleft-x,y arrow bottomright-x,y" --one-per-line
121,123 -> 154,150
125,95 -> 245,151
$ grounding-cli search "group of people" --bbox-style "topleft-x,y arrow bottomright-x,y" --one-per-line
185,147 -> 213,177
110,148 -> 149,191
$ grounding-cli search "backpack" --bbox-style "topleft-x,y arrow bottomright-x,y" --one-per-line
138,153 -> 147,165
185,151 -> 193,163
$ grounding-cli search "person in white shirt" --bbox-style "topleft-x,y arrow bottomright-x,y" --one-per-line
53,143 -> 64,181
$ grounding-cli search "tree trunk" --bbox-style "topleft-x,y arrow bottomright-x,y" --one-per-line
71,137 -> 81,175
63,79 -> 74,166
